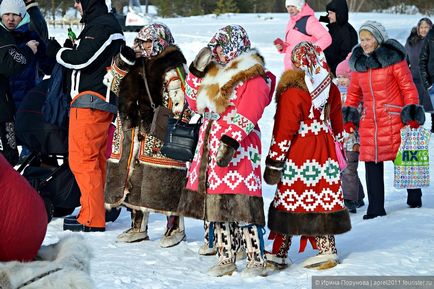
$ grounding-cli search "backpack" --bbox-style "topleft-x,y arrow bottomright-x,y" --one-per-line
42,64 -> 70,129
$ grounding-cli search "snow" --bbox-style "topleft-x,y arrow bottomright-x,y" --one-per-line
44,12 -> 434,288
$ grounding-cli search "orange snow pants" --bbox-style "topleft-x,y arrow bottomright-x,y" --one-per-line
69,107 -> 112,228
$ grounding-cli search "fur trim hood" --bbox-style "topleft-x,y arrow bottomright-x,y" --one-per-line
275,69 -> 307,103
196,49 -> 266,113
349,39 -> 406,72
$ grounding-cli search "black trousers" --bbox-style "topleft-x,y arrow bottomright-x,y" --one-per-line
365,162 -> 422,215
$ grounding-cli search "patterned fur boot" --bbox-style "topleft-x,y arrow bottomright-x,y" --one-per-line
265,233 -> 292,271
301,235 -> 339,269
117,210 -> 149,243
160,216 -> 186,248
198,221 -> 217,255
207,222 -> 238,277
240,225 -> 268,277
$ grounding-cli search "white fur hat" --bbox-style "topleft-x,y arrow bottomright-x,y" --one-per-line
285,0 -> 305,10
0,0 -> 27,17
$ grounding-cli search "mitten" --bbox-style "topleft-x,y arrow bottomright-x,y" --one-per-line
46,38 -> 61,58
263,157 -> 284,185
115,45 -> 136,71
104,46 -> 136,95
400,104 -> 425,127
63,38 -> 73,48
189,47 -> 212,78
216,135 -> 239,167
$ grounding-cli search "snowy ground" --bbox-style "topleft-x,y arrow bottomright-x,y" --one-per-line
44,12 -> 434,289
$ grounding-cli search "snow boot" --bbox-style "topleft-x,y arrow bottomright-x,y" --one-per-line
302,235 -> 339,270
240,225 -> 268,277
207,222 -> 237,277
265,233 -> 292,271
117,210 -> 149,243
198,221 -> 217,255
160,215 -> 186,248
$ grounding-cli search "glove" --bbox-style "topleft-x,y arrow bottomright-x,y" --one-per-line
46,38 -> 61,58
63,38 -> 73,48
400,104 -> 425,127
216,135 -> 239,167
189,47 -> 212,78
344,122 -> 356,134
114,45 -> 136,71
263,157 -> 284,185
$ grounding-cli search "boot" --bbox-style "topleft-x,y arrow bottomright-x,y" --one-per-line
240,225 -> 268,277
302,235 -> 339,270
265,233 -> 292,271
160,216 -> 186,248
198,221 -> 217,255
207,222 -> 237,277
116,210 -> 149,243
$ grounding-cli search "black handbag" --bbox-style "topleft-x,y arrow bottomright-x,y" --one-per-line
161,105 -> 202,162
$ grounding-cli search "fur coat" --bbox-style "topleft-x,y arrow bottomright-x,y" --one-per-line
177,50 -> 274,226
264,69 -> 351,236
105,45 -> 190,214
0,236 -> 94,289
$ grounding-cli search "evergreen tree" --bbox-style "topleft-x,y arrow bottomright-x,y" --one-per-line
213,0 -> 239,15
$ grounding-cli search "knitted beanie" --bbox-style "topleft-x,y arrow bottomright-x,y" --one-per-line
285,0 -> 305,10
359,20 -> 389,44
336,57 -> 351,79
0,0 -> 26,17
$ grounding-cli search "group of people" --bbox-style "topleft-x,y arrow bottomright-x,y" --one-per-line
1,0 -> 433,280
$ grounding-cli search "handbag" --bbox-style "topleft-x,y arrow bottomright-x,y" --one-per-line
394,126 -> 430,189
327,123 -> 347,171
141,64 -> 174,141
160,104 -> 202,162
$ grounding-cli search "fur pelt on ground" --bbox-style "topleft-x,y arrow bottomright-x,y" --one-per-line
0,235 -> 94,289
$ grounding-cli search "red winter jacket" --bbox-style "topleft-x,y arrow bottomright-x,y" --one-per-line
345,40 -> 419,162
0,154 -> 47,261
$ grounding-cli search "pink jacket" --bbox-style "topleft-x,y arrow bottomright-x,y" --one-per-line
281,4 -> 332,70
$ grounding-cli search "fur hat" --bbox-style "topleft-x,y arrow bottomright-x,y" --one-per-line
336,54 -> 352,78
285,0 -> 305,10
359,20 -> 389,44
0,0 -> 26,17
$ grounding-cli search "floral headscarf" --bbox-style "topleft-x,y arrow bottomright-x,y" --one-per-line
207,24 -> 251,64
291,41 -> 331,119
134,22 -> 175,58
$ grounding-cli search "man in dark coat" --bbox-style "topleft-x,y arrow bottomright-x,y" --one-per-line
47,0 -> 125,232
420,26 -> 434,132
319,0 -> 358,76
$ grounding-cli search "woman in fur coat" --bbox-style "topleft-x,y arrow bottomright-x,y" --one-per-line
177,25 -> 275,277
264,42 -> 351,271
344,21 -> 423,217
104,23 -> 189,248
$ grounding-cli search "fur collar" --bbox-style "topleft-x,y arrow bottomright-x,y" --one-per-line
349,39 -> 406,72
275,70 -> 307,103
196,49 -> 266,113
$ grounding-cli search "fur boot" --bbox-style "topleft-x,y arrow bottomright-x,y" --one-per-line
207,222 -> 238,277
160,216 -> 186,248
265,233 -> 292,271
0,235 -> 94,289
240,225 -> 268,277
117,210 -> 150,243
301,235 -> 339,270
198,221 -> 217,255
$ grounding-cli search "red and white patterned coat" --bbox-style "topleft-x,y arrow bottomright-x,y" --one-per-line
185,51 -> 274,197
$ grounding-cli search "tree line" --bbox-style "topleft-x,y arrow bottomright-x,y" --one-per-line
38,0 -> 434,18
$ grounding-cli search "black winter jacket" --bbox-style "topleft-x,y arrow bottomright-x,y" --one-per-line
56,0 -> 124,114
420,28 -> 434,89
0,26 -> 34,122
320,0 -> 358,75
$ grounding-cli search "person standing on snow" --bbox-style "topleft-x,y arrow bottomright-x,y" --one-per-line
319,0 -> 358,76
344,21 -> 424,217
105,23 -> 190,248
46,0 -> 125,232
177,24 -> 275,277
264,42 -> 351,271
274,0 -> 331,71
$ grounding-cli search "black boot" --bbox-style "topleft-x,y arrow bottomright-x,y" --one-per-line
407,189 -> 422,208
431,114 -> 434,133
344,199 -> 357,213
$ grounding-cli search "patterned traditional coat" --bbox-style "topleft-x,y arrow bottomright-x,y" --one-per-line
177,50 -> 274,226
105,46 -> 189,214
265,70 -> 351,236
